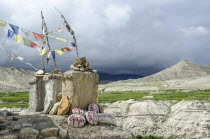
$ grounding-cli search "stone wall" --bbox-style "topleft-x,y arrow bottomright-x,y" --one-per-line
43,74 -> 62,114
62,71 -> 99,113
29,71 -> 99,113
29,77 -> 45,112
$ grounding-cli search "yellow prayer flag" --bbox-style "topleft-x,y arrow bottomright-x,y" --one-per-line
55,37 -> 67,43
0,20 -> 7,27
39,48 -> 47,56
55,49 -> 64,55
16,35 -> 23,43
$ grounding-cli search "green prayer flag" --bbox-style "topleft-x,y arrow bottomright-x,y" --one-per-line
23,38 -> 30,46
0,20 -> 7,27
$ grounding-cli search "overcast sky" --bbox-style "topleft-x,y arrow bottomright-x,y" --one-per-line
0,0 -> 210,75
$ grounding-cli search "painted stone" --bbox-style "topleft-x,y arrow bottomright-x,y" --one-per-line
72,108 -> 87,117
85,111 -> 98,125
88,104 -> 99,113
67,114 -> 86,128
98,113 -> 116,125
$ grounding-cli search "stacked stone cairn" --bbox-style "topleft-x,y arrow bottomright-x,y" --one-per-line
70,57 -> 97,73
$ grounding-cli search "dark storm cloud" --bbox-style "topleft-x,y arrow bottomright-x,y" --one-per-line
0,0 -> 210,75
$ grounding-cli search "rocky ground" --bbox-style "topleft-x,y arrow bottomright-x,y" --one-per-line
104,100 -> 210,138
1,99 -> 210,138
0,109 -> 134,139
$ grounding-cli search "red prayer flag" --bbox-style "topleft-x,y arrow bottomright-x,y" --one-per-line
30,42 -> 40,48
33,32 -> 44,40
63,47 -> 71,51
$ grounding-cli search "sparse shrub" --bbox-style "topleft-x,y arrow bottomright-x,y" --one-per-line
136,135 -> 163,139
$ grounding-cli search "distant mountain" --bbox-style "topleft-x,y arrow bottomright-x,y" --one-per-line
101,60 -> 210,92
98,73 -> 144,84
128,60 -> 210,82
0,67 -> 34,92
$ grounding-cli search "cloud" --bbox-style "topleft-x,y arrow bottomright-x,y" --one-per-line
180,26 -> 209,37
104,4 -> 132,28
0,0 -> 210,75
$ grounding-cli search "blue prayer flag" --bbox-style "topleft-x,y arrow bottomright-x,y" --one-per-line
7,29 -> 15,38
9,24 -> 19,35
51,51 -> 56,59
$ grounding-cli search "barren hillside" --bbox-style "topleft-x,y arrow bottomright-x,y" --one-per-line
0,67 -> 34,92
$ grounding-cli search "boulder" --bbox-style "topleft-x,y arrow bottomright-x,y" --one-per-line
12,125 -> 21,132
0,135 -> 18,139
85,111 -> 98,125
98,113 -> 116,125
49,102 -> 60,115
0,124 -> 6,131
58,129 -> 68,139
44,137 -> 58,139
57,96 -> 70,115
88,104 -> 99,113
0,116 -> 5,123
72,108 -> 87,116
67,114 -> 86,128
40,128 -> 58,137
19,128 -> 39,139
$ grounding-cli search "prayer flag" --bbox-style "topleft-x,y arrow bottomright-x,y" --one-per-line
30,42 -> 40,48
22,29 -> 30,37
23,38 -> 30,46
33,32 -> 44,40
39,48 -> 47,56
55,37 -> 67,43
47,51 -> 51,58
51,51 -> 55,59
0,20 -> 7,27
9,24 -> 19,35
63,47 -> 71,51
7,29 -> 15,38
16,35 -> 23,43
55,49 -> 64,55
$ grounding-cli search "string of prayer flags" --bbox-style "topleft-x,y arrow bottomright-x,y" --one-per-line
51,51 -> 56,59
30,42 -> 40,48
46,35 -> 67,43
55,49 -> 64,55
16,35 -> 23,43
21,29 -> 30,37
9,24 -> 19,35
0,20 -> 7,27
33,32 -> 44,40
7,30 -> 15,38
55,37 -> 67,43
39,48 -> 47,56
63,47 -> 71,51
23,38 -> 30,46
49,23 -> 66,34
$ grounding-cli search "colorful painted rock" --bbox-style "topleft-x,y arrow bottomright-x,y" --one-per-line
88,104 -> 99,113
85,111 -> 98,125
72,108 -> 87,116
67,114 -> 86,128
98,105 -> 104,113
98,113 -> 116,125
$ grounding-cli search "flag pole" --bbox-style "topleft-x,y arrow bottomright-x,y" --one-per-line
54,7 -> 79,58
41,11 -> 58,69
